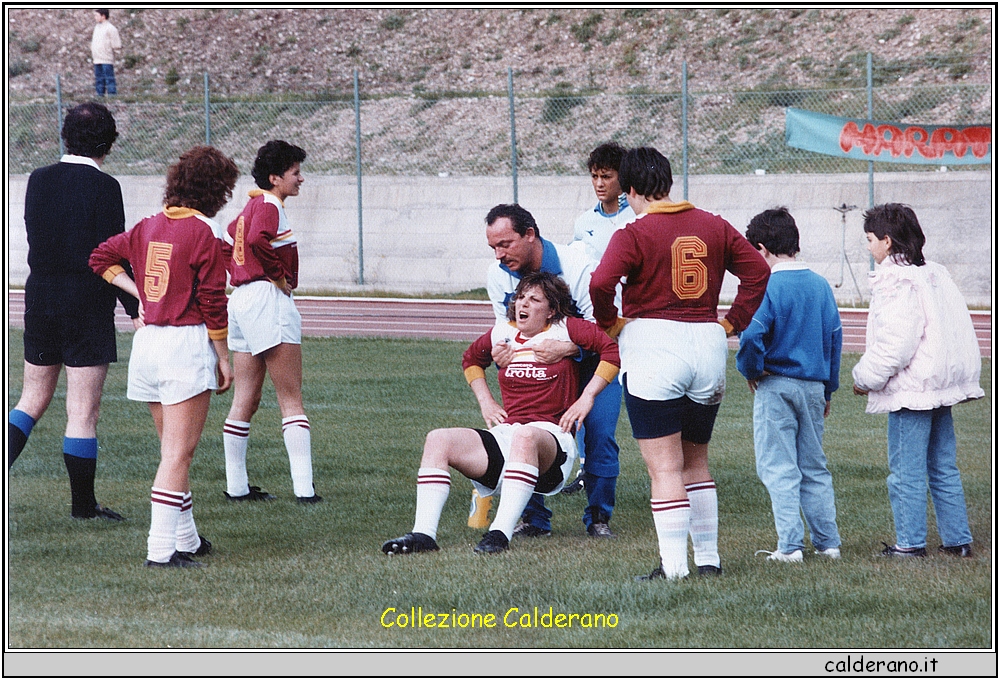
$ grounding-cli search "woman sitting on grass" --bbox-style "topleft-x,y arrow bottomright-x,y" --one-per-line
381,271 -> 620,556
89,146 -> 239,568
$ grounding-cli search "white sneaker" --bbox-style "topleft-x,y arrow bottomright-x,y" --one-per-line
816,547 -> 841,559
755,548 -> 804,562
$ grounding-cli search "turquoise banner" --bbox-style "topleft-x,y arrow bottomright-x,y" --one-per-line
785,107 -> 991,165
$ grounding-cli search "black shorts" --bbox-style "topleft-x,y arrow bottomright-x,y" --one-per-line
623,375 -> 720,444
23,296 -> 118,367
472,428 -> 569,494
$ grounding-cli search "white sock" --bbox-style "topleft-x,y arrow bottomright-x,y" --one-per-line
489,463 -> 539,539
411,468 -> 451,540
651,498 -> 691,579
148,487 -> 184,563
687,481 -> 720,568
223,419 -> 251,497
175,491 -> 200,553
282,415 -> 314,497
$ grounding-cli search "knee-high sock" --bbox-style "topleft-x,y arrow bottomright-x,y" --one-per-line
282,415 -> 314,497
411,468 -> 451,540
148,488 -> 184,563
652,499 -> 691,579
490,463 -> 539,539
175,491 -> 200,553
8,409 -> 36,467
223,419 -> 251,496
687,480 -> 720,568
63,437 -> 98,517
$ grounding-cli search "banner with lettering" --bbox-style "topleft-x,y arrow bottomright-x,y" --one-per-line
785,107 -> 991,165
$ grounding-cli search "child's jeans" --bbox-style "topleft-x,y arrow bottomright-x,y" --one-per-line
887,406 -> 973,549
754,376 -> 840,554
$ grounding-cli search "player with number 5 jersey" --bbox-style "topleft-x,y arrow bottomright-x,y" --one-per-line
590,146 -> 769,582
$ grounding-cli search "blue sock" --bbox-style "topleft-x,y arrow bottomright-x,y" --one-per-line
63,437 -> 98,459
8,409 -> 36,466
63,437 -> 99,516
9,409 -> 36,437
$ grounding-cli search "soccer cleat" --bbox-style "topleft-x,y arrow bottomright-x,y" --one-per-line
755,548 -> 804,562
72,504 -> 125,522
224,485 -> 275,502
296,494 -> 323,504
816,547 -> 841,559
381,532 -> 440,555
180,535 -> 212,559
587,522 -> 616,538
938,543 -> 973,558
145,551 -> 203,568
473,530 -> 510,554
697,564 -> 723,576
878,542 -> 926,558
560,470 -> 585,494
512,521 -> 551,538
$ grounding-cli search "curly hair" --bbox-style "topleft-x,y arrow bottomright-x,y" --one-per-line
618,146 -> 673,201
587,142 -> 627,172
163,146 -> 240,218
62,102 -> 118,158
506,271 -> 578,324
745,207 -> 800,257
251,140 -> 307,190
863,203 -> 926,266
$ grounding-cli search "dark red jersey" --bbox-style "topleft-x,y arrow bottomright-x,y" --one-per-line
224,190 -> 299,289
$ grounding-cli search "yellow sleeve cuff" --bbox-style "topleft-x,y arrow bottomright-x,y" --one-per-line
595,361 -> 620,384
464,366 -> 487,385
272,277 -> 287,290
604,317 -> 628,339
101,265 -> 126,284
718,318 -> 736,337
208,327 -> 228,341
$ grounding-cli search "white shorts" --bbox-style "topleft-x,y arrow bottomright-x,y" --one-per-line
228,280 -> 302,355
471,421 -> 578,499
618,318 -> 728,405
127,324 -> 218,405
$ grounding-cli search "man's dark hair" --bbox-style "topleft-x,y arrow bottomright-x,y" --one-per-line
95,8 -> 109,19
251,140 -> 307,190
485,203 -> 541,238
164,146 -> 240,218
587,142 -> 627,173
618,146 -> 672,200
745,207 -> 800,257
863,203 -> 926,266
507,272 -> 577,324
61,101 -> 118,158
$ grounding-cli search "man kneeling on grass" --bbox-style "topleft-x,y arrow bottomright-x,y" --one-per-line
382,272 -> 620,555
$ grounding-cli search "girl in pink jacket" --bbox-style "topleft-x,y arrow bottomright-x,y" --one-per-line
852,203 -> 983,559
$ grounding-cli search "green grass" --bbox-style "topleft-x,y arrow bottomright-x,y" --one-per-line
6,329 -> 993,649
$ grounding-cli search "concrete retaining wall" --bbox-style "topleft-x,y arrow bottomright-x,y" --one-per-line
6,170 -> 992,306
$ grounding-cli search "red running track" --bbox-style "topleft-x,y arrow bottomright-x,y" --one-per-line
6,290 -> 992,357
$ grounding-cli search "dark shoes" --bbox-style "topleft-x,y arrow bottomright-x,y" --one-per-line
296,494 -> 323,504
72,504 -> 125,521
587,522 -> 616,538
939,543 -> 974,558
697,564 -> 723,576
382,532 -> 440,555
145,551 -> 202,569
561,471 -> 585,494
879,542 -> 927,558
179,535 -> 212,559
224,485 -> 275,502
512,521 -> 551,538
635,562 -> 667,582
474,530 -> 510,554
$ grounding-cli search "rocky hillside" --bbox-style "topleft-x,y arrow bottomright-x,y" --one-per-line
7,7 -> 993,100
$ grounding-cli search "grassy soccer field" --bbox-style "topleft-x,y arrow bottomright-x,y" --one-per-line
6,329 -> 993,649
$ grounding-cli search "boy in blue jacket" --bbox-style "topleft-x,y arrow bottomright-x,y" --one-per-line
737,208 -> 843,563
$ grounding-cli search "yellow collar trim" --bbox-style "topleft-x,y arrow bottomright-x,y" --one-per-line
248,188 -> 285,206
163,206 -> 205,219
644,200 -> 695,215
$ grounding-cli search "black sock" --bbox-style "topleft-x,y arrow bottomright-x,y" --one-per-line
9,423 -> 28,468
63,454 -> 98,517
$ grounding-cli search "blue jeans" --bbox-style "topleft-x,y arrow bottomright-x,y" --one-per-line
94,63 -> 117,96
522,359 -> 622,532
753,376 -> 840,553
887,407 -> 973,549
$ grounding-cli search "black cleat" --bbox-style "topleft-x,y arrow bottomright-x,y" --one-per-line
635,561 -> 667,582
697,564 -> 723,576
474,529 -> 510,554
180,535 -> 212,559
72,504 -> 125,521
512,521 -> 551,538
879,542 -> 927,558
296,494 -> 323,504
560,470 -> 585,494
145,551 -> 203,568
224,485 -> 275,502
938,543 -> 973,558
587,522 -> 616,538
382,532 -> 440,555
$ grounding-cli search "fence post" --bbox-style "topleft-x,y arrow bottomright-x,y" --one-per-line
682,60 -> 689,201
204,73 -> 211,146
56,74 -> 64,158
866,52 -> 875,271
354,69 -> 364,285
508,67 -> 519,204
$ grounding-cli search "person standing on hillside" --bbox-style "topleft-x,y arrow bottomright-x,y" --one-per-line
8,102 -> 139,521
91,9 -> 122,97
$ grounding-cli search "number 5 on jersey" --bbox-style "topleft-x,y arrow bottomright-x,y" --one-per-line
144,241 -> 173,303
